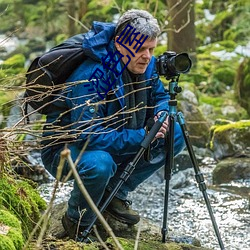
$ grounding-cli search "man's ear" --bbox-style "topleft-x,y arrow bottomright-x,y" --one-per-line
114,36 -> 121,51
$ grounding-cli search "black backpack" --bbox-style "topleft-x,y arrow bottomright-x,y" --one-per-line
24,34 -> 87,115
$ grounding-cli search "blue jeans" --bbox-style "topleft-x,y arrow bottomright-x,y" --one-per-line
41,122 -> 185,226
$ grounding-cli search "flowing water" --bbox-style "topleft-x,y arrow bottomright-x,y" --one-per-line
38,156 -> 250,250
128,157 -> 250,250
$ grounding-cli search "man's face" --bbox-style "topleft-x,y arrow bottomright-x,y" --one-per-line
115,36 -> 157,75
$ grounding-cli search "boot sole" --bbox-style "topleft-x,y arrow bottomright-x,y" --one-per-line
105,210 -> 140,225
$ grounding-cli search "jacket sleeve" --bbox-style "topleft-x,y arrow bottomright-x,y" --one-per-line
66,62 -> 146,156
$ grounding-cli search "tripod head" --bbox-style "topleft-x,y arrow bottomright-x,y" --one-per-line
168,76 -> 182,100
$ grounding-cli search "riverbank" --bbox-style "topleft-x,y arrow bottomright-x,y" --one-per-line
38,155 -> 250,250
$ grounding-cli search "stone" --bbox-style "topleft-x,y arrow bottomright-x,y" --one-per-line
213,157 -> 250,184
209,120 -> 250,160
179,100 -> 211,148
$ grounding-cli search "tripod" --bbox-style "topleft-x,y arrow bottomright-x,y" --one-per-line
82,77 -> 225,250
81,110 -> 168,241
161,77 -> 225,249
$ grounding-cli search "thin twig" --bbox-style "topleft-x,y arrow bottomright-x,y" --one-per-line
134,220 -> 142,250
61,148 -> 124,250
68,14 -> 90,31
93,225 -> 110,250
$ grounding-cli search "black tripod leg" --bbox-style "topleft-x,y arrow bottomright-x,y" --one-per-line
177,112 -> 225,250
162,114 -> 175,243
81,112 -> 168,240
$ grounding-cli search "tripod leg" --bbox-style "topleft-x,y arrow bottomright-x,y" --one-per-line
81,112 -> 168,240
162,114 -> 175,243
177,112 -> 225,250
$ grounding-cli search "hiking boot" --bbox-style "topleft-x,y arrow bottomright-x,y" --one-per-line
105,196 -> 140,225
61,213 -> 97,243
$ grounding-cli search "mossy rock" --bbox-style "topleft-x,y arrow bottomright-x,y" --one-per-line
0,54 -> 26,86
199,92 -> 249,122
0,174 -> 47,239
106,237 -> 210,250
1,54 -> 25,69
1,54 -> 25,75
213,157 -> 250,184
209,120 -> 250,160
0,209 -> 24,250
28,237 -> 211,250
43,202 -> 211,250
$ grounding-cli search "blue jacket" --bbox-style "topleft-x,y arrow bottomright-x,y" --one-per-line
44,21 -> 170,156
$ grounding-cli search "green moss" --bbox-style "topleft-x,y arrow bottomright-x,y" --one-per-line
84,243 -> 100,250
106,237 -> 207,250
199,95 -> 224,107
1,54 -> 25,69
55,34 -> 68,45
0,209 -> 21,229
213,67 -> 235,86
0,209 -> 24,249
7,228 -> 24,249
0,235 -> 16,250
0,54 -> 26,86
199,90 -> 248,121
213,120 -> 250,133
0,91 -> 17,109
0,175 -> 47,239
217,40 -> 237,51
209,120 -> 250,150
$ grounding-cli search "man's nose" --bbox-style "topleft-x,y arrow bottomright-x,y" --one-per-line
142,49 -> 151,59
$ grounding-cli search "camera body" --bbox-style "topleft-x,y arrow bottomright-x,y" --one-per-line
156,51 -> 192,79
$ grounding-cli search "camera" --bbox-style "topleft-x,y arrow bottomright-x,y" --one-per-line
156,51 -> 192,79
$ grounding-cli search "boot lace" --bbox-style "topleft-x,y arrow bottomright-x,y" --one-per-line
123,200 -> 132,209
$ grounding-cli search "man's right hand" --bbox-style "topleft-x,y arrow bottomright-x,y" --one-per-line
154,112 -> 169,139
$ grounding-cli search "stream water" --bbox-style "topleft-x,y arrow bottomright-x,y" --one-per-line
38,156 -> 250,250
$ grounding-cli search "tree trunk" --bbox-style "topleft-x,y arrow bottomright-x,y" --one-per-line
67,0 -> 77,36
78,0 -> 88,20
167,0 -> 196,62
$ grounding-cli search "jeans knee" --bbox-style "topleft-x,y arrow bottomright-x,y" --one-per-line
77,150 -> 117,181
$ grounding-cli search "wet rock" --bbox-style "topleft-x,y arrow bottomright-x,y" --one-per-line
213,157 -> 250,184
12,150 -> 51,183
170,168 -> 193,189
179,100 -> 211,148
209,119 -> 250,160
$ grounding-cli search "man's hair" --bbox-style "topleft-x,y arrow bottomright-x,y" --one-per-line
115,9 -> 160,39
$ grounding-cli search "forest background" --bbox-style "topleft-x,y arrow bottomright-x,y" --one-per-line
0,0 -> 250,126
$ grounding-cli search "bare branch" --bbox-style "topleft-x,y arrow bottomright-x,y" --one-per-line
68,14 -> 90,32
63,148 -> 124,250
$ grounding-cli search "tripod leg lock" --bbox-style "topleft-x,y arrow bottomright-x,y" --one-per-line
120,162 -> 135,182
195,172 -> 207,192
